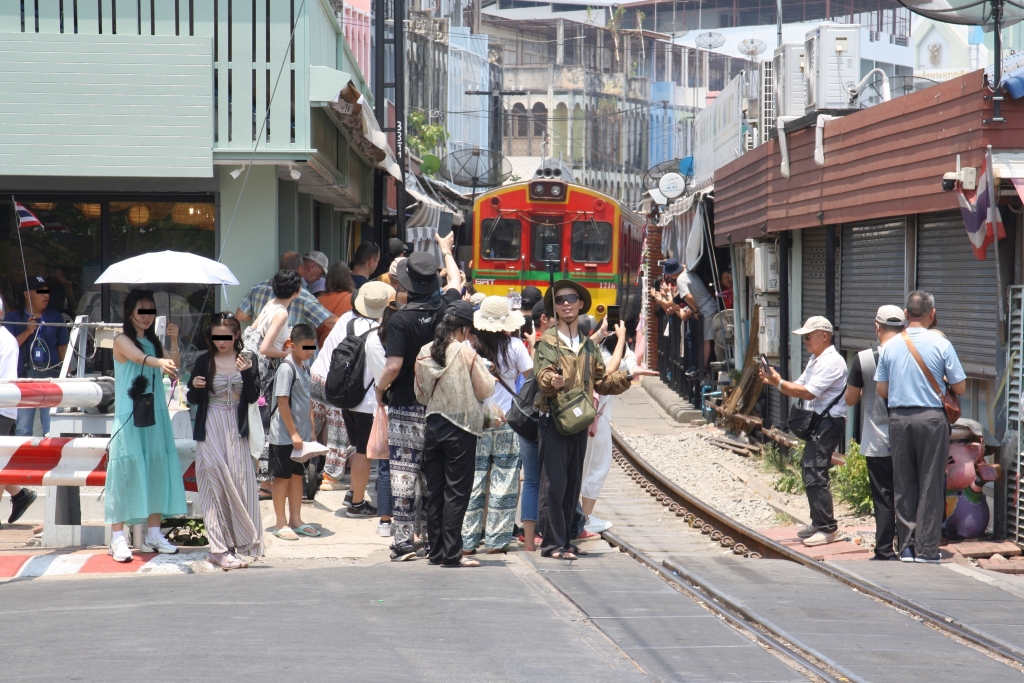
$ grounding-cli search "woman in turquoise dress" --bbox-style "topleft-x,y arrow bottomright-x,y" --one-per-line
106,289 -> 188,563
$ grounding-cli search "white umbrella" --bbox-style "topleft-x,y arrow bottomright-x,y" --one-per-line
94,251 -> 239,286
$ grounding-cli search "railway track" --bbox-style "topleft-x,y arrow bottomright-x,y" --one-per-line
604,428 -> 1024,676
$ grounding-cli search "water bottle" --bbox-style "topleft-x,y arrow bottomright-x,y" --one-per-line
163,377 -> 172,403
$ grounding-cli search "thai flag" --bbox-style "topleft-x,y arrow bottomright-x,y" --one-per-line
956,148 -> 1005,261
14,203 -> 43,229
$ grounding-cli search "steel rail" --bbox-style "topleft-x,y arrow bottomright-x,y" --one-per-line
602,530 -> 849,683
610,428 -> 1024,667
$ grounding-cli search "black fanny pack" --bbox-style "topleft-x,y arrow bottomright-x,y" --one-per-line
786,385 -> 845,440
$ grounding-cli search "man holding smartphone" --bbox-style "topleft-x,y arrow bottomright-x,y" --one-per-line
759,316 -> 847,547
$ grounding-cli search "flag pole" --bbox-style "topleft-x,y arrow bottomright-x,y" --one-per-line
989,146 -> 1006,346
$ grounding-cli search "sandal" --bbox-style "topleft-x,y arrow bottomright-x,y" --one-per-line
570,545 -> 589,556
207,552 -> 243,570
443,557 -> 480,567
486,546 -> 509,554
549,550 -> 577,560
272,526 -> 299,541
292,524 -> 321,537
259,490 -> 273,501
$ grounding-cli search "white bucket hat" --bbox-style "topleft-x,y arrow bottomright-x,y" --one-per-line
354,281 -> 395,319
473,295 -> 525,333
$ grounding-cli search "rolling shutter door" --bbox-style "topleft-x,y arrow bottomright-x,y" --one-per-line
917,212 -> 997,376
801,227 -> 827,367
840,220 -> 905,350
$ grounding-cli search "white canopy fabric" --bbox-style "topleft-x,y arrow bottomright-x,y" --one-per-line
95,251 -> 240,286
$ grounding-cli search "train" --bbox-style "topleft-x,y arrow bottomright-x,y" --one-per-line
470,169 -> 645,327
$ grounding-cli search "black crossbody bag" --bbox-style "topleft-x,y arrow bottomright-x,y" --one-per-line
786,384 -> 846,440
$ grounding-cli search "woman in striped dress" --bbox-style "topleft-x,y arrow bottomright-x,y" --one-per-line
186,313 -> 264,570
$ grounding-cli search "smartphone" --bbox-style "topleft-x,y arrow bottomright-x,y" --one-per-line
758,354 -> 772,373
437,212 -> 454,239
606,305 -> 620,328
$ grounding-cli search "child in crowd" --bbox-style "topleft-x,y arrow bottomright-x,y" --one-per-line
268,324 -> 320,540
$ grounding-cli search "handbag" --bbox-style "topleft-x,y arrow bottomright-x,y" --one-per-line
128,361 -> 156,428
506,376 -> 539,442
247,400 -> 265,459
901,330 -> 961,423
367,405 -> 389,459
550,336 -> 597,437
786,385 -> 846,440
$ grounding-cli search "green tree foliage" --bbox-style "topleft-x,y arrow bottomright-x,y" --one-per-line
408,110 -> 448,160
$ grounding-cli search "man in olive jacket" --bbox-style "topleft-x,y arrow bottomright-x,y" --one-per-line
534,280 -> 632,559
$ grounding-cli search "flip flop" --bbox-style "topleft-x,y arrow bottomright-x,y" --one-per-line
292,524 -> 321,537
273,526 -> 299,541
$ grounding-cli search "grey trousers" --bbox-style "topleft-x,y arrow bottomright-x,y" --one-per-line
889,407 -> 949,559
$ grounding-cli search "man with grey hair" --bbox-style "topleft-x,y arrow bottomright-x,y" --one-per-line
760,316 -> 848,547
845,305 -> 905,561
875,290 -> 966,563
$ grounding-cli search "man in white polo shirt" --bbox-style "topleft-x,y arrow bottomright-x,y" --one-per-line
875,290 -> 966,564
760,316 -> 848,547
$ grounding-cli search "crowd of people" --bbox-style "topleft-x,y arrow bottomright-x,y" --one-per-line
9,233 -> 650,567
760,292 -> 966,563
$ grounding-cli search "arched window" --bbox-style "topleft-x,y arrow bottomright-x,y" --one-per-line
532,102 -> 548,138
512,103 -> 528,138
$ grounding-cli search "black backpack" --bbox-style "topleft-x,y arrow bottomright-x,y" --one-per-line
325,319 -> 378,409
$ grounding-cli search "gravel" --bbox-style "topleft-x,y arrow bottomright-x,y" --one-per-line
619,428 -> 871,530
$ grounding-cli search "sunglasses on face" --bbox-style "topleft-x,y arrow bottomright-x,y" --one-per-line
554,294 -> 580,305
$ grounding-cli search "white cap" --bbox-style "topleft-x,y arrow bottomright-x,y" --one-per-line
792,315 -> 833,335
875,305 -> 906,326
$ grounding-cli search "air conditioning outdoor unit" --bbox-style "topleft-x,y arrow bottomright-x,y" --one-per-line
804,24 -> 860,113
773,43 -> 806,119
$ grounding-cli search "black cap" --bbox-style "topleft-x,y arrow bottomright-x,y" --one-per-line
388,238 -> 411,257
396,251 -> 441,294
662,258 -> 683,276
445,300 -> 475,325
520,286 -> 543,310
21,275 -> 49,293
531,300 -> 547,319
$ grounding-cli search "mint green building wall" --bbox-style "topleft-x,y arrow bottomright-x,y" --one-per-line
218,165 -> 279,310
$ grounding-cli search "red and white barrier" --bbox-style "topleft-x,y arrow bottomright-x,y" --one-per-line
0,437 -> 198,491
0,379 -> 113,410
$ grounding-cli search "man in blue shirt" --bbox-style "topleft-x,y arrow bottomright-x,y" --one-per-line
3,276 -> 70,436
875,290 -> 967,564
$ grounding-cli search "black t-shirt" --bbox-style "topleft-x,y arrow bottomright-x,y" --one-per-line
385,288 -> 462,407
848,352 -> 867,388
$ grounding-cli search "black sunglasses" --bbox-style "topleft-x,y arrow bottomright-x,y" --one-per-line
554,294 -> 580,305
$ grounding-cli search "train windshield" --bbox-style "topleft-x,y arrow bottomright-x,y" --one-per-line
532,219 -> 561,263
480,218 -> 521,260
571,220 -> 612,263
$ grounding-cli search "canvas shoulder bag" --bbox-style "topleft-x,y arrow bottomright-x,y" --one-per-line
901,330 -> 961,423
550,335 -> 597,436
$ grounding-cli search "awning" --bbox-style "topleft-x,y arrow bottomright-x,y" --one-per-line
405,174 -> 455,261
323,83 -> 402,181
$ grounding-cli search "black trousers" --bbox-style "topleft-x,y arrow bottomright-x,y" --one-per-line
866,455 -> 897,559
422,414 -> 477,566
889,407 -> 949,560
538,414 -> 588,555
802,416 -> 845,533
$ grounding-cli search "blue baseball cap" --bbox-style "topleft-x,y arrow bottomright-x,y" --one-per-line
662,258 -> 683,276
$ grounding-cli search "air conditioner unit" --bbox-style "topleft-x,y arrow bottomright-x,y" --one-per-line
753,242 -> 779,293
773,43 -> 806,119
804,24 -> 859,113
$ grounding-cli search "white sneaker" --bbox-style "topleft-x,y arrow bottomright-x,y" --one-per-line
142,534 -> 179,554
376,521 -> 395,537
803,531 -> 837,547
796,525 -> 818,539
109,536 -> 133,563
585,516 -> 613,534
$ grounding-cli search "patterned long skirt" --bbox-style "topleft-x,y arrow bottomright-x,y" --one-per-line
311,372 -> 352,480
388,405 -> 426,545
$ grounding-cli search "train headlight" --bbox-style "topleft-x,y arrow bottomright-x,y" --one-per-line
529,180 -> 568,202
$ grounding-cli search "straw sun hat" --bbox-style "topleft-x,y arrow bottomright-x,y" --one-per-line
474,295 -> 525,333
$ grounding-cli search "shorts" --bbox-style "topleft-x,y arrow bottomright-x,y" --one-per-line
344,410 -> 375,454
268,443 -> 305,479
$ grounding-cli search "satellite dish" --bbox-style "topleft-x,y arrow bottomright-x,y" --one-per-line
648,187 -> 668,205
695,32 -> 725,50
658,172 -> 686,199
439,148 -> 513,192
859,76 -> 940,107
642,158 -> 684,191
679,156 -> 695,176
738,38 -> 767,58
660,19 -> 688,37
896,0 -> 1024,27
420,154 -> 441,175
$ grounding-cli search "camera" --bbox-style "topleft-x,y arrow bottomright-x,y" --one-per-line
942,172 -> 958,192
942,167 -> 976,192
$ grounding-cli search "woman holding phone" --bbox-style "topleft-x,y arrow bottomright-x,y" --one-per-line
106,289 -> 187,563
186,313 -> 264,570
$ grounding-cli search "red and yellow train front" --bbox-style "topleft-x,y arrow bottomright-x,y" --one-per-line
471,180 -> 622,316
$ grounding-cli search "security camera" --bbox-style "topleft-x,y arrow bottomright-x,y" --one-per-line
941,167 -> 976,192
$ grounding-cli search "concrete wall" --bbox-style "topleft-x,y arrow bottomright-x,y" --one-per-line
218,166 -> 279,310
